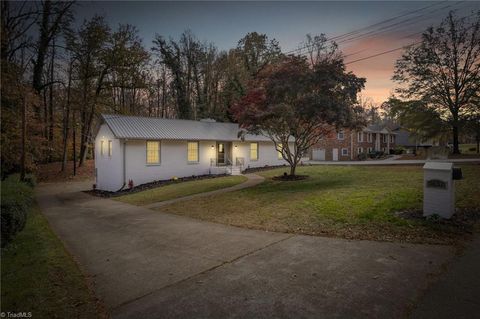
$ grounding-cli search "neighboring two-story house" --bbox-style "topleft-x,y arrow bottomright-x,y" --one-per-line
310,124 -> 396,161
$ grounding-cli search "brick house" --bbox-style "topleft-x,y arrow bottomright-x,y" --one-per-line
310,124 -> 397,161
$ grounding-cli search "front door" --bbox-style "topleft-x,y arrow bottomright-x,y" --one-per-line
332,148 -> 339,161
217,142 -> 225,165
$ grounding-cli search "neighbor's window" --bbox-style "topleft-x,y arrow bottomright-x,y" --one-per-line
146,141 -> 161,164
390,135 -> 395,143
357,132 -> 363,142
357,147 -> 363,154
367,133 -> 372,143
368,147 -> 373,153
277,143 -> 283,160
382,134 -> 387,143
100,140 -> 105,157
187,141 -> 199,163
341,148 -> 348,156
337,131 -> 345,140
108,140 -> 112,157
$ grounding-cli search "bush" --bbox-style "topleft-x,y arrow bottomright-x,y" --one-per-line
1,174 -> 34,247
469,147 -> 477,152
357,153 -> 367,161
393,147 -> 405,155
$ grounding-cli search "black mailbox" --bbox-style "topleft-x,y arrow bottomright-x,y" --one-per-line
452,167 -> 463,180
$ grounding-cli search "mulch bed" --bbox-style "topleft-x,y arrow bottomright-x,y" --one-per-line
85,174 -> 229,198
272,174 -> 309,181
395,208 -> 480,235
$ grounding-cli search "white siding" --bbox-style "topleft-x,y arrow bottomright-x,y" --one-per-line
124,140 -> 217,187
95,124 -> 124,191
232,141 -> 291,169
95,131 -> 292,191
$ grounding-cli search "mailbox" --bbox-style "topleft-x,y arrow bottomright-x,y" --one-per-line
452,167 -> 463,180
423,162 -> 455,219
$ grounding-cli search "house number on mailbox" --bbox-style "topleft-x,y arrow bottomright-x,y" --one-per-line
426,179 -> 447,189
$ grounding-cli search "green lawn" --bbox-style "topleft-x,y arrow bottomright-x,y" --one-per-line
1,204 -> 101,318
158,165 -> 480,244
115,175 -> 248,206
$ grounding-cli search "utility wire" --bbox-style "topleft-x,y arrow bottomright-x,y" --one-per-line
284,0 -> 449,55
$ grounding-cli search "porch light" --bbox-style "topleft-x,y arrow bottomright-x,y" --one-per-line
211,145 -> 215,149
234,145 -> 238,148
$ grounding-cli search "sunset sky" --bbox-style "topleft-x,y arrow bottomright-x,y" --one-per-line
76,1 -> 480,104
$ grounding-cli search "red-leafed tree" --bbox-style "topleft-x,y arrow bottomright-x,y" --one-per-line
231,52 -> 365,176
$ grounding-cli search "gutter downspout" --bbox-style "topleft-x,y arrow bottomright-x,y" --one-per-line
116,139 -> 127,192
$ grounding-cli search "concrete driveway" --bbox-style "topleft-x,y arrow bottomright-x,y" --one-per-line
36,180 -> 453,319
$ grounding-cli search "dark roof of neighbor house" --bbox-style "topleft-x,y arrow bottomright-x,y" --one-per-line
364,124 -> 397,134
101,114 -> 272,142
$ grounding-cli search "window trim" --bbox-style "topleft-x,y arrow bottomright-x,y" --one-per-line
187,141 -> 200,164
357,147 -> 363,154
368,147 -> 373,153
108,140 -> 112,157
341,148 -> 349,156
390,135 -> 395,143
357,132 -> 363,142
337,130 -> 345,140
146,140 -> 161,165
100,140 -> 105,157
277,143 -> 283,160
250,142 -> 259,161
367,133 -> 372,143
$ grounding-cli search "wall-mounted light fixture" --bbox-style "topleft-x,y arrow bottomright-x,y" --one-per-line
211,145 -> 215,149
234,145 -> 238,148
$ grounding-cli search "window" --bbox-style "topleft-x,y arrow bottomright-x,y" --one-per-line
357,147 -> 363,154
341,148 -> 348,156
146,141 -> 161,164
382,134 -> 387,143
250,142 -> 258,161
100,140 -> 105,157
367,133 -> 372,143
277,143 -> 283,160
337,131 -> 345,140
368,147 -> 373,153
108,140 -> 112,157
357,132 -> 363,142
187,141 -> 199,163
390,135 -> 395,143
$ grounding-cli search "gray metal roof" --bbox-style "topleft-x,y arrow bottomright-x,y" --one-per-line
101,114 -> 272,141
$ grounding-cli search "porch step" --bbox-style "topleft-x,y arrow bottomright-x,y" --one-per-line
228,166 -> 242,176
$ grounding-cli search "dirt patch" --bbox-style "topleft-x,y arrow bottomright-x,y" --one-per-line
36,160 -> 94,183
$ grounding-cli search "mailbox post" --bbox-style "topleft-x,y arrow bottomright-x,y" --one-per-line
423,162 -> 456,219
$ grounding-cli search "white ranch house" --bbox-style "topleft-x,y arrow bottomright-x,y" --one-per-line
95,114 -> 292,191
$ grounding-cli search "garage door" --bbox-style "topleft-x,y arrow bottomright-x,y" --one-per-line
312,148 -> 325,161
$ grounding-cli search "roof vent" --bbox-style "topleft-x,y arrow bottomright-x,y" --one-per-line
200,118 -> 216,123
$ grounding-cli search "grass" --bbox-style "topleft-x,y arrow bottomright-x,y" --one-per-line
1,204 -> 102,318
158,164 -> 480,244
115,175 -> 248,206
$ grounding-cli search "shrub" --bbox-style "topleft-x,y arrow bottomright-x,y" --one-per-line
357,153 -> 367,161
469,147 -> 477,152
1,174 -> 34,247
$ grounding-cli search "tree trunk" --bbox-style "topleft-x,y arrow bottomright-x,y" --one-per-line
32,0 -> 51,94
48,37 -> 55,161
452,122 -> 460,154
289,164 -> 296,176
20,97 -> 27,181
72,110 -> 77,176
61,61 -> 73,171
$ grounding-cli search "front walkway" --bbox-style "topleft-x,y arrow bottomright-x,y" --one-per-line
35,180 -> 454,318
144,173 -> 264,209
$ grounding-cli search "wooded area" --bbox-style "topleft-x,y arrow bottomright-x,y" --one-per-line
1,1 -> 283,178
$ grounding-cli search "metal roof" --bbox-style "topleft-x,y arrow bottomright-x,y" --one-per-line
101,114 -> 272,141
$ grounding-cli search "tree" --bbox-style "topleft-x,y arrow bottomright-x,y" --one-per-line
382,97 -> 450,146
232,54 -> 365,176
393,11 -> 480,154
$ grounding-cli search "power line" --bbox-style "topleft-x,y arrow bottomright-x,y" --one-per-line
284,1 -> 449,55
343,12 -> 478,66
